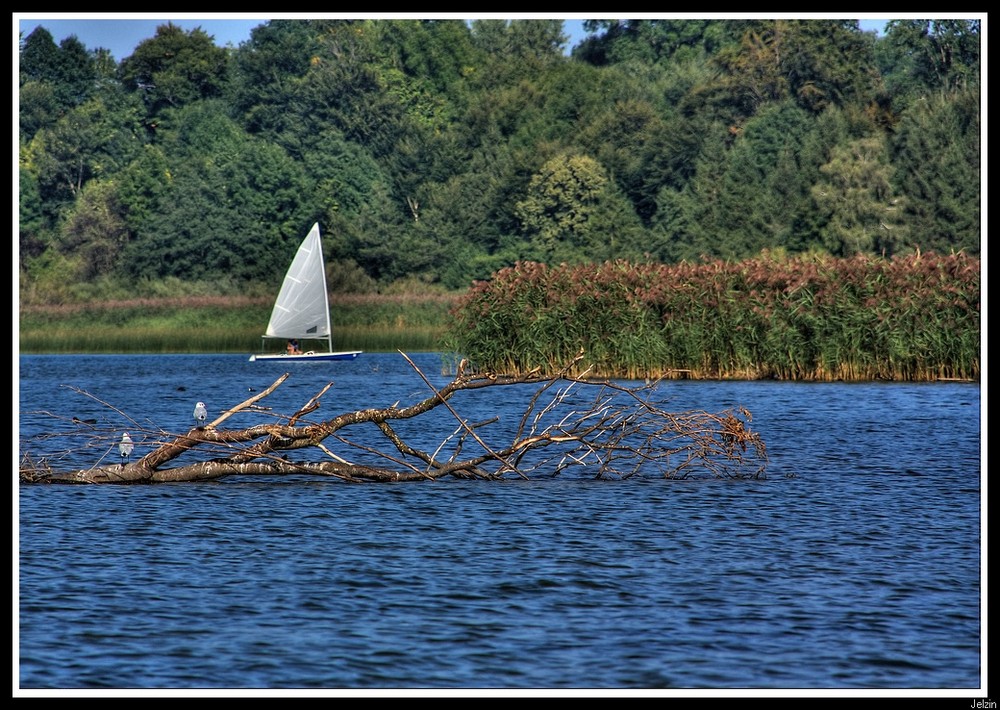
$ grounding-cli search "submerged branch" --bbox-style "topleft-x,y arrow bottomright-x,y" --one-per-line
20,352 -> 768,485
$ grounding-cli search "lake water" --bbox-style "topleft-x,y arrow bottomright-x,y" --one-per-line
16,353 -> 984,696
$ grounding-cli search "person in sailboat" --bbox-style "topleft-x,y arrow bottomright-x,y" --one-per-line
287,339 -> 301,355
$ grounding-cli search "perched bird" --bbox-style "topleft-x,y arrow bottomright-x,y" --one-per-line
194,401 -> 208,426
119,432 -> 134,464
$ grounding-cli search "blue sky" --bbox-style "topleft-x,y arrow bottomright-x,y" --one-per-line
15,14 -> 912,62
17,16 -> 265,61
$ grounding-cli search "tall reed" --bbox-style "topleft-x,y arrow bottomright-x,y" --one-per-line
444,252 -> 981,381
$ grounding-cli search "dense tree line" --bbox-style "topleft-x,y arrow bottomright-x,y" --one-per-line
18,19 -> 981,302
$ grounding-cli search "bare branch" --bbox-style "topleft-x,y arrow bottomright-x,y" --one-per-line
20,353 -> 768,485
210,373 -> 290,428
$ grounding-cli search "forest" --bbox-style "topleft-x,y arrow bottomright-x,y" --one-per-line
18,18 -> 981,304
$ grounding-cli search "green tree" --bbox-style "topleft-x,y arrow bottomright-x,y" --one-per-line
119,22 -> 230,119
711,20 -> 880,119
811,135 -> 908,256
25,90 -> 145,223
788,104 -> 876,252
19,26 -> 62,83
282,21 -> 409,162
59,179 -> 130,279
232,20 -> 473,285
882,20 -> 980,98
412,133 -> 525,285
891,90 -> 980,255
622,60 -> 725,224
301,129 -> 388,222
28,102 -> 110,210
470,19 -> 567,65
16,14 -> 983,297
229,19 -> 319,141
579,93 -> 675,223
712,101 -> 818,257
120,102 -> 311,283
660,122 -> 735,260
18,154 -> 47,262
383,20 -> 479,102
19,28 -> 98,138
18,79 -> 59,140
53,35 -> 97,108
92,48 -> 118,86
515,153 -> 642,263
574,19 -> 731,66
649,183 -> 699,263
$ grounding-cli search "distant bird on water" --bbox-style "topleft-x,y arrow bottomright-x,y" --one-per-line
194,401 -> 208,427
119,432 -> 134,464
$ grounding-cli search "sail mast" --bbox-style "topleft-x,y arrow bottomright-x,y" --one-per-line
318,225 -> 333,355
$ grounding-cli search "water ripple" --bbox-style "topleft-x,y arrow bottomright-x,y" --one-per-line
18,355 -> 982,691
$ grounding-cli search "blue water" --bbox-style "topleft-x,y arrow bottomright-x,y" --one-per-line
16,354 -> 983,693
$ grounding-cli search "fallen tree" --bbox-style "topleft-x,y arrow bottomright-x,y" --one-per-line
19,352 -> 768,484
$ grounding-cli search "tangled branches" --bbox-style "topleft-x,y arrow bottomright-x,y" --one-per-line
19,352 -> 767,484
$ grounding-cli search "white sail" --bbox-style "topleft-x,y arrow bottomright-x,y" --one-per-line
264,223 -> 332,340
250,223 -> 361,361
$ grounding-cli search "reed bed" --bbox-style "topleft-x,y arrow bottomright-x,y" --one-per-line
20,255 -> 981,381
444,252 -> 981,382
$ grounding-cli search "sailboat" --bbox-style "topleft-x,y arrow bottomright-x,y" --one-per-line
249,223 -> 362,362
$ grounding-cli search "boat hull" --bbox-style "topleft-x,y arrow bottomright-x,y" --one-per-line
249,351 -> 362,362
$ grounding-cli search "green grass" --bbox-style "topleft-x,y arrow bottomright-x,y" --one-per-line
18,294 -> 459,354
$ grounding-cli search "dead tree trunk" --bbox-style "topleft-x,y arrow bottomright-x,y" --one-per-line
19,352 -> 767,484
